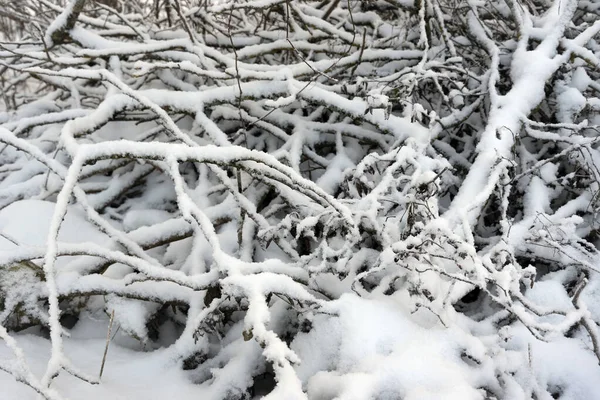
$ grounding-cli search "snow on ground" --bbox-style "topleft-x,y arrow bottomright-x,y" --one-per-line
2,293 -> 600,400
0,200 -> 104,248
0,200 -> 109,269
0,321 -> 201,400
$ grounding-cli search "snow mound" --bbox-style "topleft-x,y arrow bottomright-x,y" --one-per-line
293,294 -> 490,400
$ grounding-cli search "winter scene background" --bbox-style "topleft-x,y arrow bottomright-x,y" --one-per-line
0,0 -> 600,399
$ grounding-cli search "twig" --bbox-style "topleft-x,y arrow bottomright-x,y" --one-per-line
99,309 -> 115,380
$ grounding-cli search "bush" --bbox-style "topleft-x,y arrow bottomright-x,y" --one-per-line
0,0 -> 600,399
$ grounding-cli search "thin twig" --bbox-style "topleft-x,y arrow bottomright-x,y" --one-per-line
99,309 -> 115,380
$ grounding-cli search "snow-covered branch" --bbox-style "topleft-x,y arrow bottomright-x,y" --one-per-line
1,0 -> 600,398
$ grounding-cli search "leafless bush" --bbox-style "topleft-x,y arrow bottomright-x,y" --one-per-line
0,0 -> 600,398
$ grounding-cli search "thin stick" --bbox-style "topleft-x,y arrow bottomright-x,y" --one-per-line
99,309 -> 115,380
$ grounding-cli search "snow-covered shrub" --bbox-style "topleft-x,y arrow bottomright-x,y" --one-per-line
0,0 -> 600,398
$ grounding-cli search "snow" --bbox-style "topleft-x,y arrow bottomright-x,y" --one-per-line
122,210 -> 172,232
2,0 -> 600,398
294,295 -> 488,400
0,331 -> 211,400
0,200 -> 109,269
503,324 -> 600,400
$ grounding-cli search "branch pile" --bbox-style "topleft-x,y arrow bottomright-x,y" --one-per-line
1,0 -> 600,398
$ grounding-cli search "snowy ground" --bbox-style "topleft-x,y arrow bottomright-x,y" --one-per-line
2,293 -> 600,399
0,330 -> 197,400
